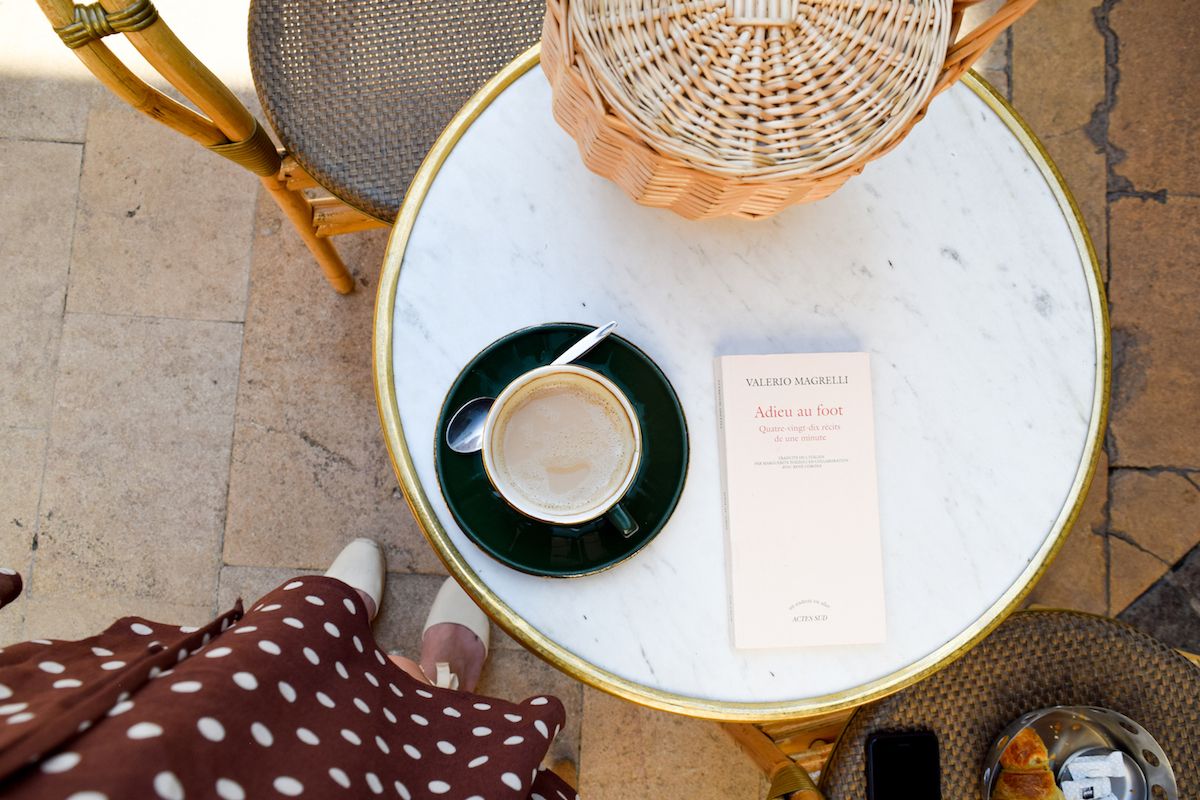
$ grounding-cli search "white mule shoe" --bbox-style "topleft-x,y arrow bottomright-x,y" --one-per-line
422,578 -> 490,689
324,538 -> 385,620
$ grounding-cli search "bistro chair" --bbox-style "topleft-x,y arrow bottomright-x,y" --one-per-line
34,0 -> 386,294
725,611 -> 1200,799
724,710 -> 852,800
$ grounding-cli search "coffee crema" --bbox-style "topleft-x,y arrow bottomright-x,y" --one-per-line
490,374 -> 636,517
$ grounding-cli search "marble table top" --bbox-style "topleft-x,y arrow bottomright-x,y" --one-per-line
373,49 -> 1108,721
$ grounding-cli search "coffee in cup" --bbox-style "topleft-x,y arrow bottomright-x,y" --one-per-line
482,365 -> 641,533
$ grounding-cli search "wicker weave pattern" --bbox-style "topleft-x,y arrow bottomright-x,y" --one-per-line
543,2 -> 852,219
250,0 -> 545,222
543,0 -> 1037,219
819,611 -> 1200,799
570,0 -> 950,179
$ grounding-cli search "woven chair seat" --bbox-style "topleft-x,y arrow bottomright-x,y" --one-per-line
249,0 -> 545,222
819,610 -> 1200,798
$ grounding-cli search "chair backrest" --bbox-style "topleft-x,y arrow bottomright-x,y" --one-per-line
35,0 -> 279,177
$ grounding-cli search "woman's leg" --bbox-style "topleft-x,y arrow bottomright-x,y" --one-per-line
387,654 -> 431,685
386,622 -> 488,692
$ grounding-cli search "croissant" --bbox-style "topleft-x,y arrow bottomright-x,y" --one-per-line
1000,728 -> 1051,772
991,728 -> 1062,800
992,770 -> 1065,800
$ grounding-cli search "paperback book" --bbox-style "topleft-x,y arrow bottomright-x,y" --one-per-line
715,352 -> 886,649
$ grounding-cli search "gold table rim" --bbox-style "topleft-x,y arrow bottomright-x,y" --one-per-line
370,45 -> 1111,723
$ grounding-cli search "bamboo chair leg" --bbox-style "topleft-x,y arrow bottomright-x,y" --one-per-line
260,176 -> 356,294
722,722 -> 826,800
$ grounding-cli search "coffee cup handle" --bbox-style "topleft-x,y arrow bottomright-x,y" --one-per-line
606,503 -> 639,539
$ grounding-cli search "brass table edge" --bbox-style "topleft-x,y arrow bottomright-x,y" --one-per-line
371,46 -> 1112,722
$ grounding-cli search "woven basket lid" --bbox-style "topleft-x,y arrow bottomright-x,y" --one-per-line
568,0 -> 953,179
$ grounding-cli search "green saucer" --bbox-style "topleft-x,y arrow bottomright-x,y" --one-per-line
435,323 -> 689,578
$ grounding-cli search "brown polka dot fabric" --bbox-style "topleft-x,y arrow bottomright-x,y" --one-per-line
0,570 -> 20,610
0,575 -> 578,800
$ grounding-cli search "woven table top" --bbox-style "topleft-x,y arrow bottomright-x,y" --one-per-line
819,610 -> 1200,798
249,0 -> 544,222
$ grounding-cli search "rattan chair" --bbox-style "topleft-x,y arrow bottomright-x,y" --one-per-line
724,612 -> 1200,799
34,0 -> 386,294
724,710 -> 853,800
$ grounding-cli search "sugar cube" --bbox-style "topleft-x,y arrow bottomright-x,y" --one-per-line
1066,751 -> 1125,779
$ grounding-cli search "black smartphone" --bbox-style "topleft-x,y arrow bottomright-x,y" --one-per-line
865,730 -> 941,800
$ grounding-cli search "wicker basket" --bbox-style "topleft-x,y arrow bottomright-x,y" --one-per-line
542,0 -> 1037,220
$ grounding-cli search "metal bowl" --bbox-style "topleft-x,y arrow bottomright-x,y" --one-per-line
981,706 -> 1178,800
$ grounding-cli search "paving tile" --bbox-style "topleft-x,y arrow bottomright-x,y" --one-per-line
1026,529 -> 1108,614
488,622 -> 524,653
0,78 -> 99,145
1118,543 -> 1200,655
0,428 -> 45,569
477,648 -> 585,771
960,0 -> 1011,98
33,313 -> 241,610
1011,0 -> 1108,273
1108,536 -> 1169,614
973,66 -> 1010,101
0,139 -> 82,314
1012,0 -> 1106,137
222,198 -> 443,574
21,591 -> 212,643
1109,0 -> 1200,194
579,687 -> 765,799
0,417 -> 34,646
0,592 -> 27,648
1108,197 -> 1200,467
0,314 -> 63,430
1109,469 -> 1200,566
0,0 -> 99,143
0,139 -> 82,428
0,0 -> 255,145
223,423 -> 441,573
1027,453 -> 1109,614
217,564 -> 321,613
66,99 -> 257,321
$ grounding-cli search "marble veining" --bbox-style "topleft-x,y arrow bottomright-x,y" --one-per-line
388,68 -> 1102,704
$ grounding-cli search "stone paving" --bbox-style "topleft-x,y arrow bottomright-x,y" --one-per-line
1,0 -> 1197,796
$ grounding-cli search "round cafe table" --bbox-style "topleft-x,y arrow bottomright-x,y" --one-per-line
372,48 -> 1108,722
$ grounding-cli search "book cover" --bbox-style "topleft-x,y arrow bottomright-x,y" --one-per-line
715,352 -> 886,649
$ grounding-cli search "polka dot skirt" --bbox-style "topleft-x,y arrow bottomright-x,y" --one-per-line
0,572 -> 578,800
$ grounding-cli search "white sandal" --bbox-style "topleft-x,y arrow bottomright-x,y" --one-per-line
324,538 -> 385,620
422,578 -> 490,689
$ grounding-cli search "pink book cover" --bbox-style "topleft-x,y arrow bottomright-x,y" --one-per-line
715,352 -> 886,649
